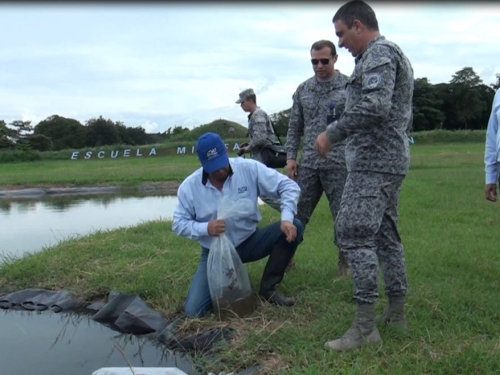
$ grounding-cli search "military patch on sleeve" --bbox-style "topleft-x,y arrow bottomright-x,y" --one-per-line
364,73 -> 381,89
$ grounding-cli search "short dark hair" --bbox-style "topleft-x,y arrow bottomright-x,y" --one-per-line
247,94 -> 256,104
311,40 -> 337,57
333,0 -> 379,31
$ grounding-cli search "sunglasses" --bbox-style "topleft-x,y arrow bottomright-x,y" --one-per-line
311,58 -> 331,65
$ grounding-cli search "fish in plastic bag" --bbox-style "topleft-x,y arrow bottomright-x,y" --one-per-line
207,195 -> 257,318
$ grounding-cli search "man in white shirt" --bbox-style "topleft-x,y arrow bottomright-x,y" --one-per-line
484,89 -> 500,202
172,132 -> 304,318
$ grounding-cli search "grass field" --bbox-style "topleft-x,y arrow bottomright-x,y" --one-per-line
1,141 -> 500,374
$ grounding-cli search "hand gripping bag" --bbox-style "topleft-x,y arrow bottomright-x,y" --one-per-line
207,196 -> 256,318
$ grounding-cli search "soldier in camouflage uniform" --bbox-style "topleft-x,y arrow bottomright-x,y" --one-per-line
285,40 -> 350,275
236,88 -> 281,211
315,0 -> 414,351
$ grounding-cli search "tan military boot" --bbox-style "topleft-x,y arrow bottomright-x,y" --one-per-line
376,295 -> 407,332
324,303 -> 382,352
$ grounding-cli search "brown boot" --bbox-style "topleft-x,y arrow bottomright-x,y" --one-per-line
324,302 -> 382,352
376,295 -> 407,332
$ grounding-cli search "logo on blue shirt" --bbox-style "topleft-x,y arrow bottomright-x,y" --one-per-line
238,186 -> 248,194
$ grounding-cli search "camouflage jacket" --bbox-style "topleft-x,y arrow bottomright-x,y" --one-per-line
326,36 -> 414,175
286,71 -> 348,170
247,107 -> 279,161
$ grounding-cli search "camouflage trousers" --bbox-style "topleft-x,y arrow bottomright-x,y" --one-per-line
296,166 -> 347,260
335,171 -> 408,304
251,153 -> 281,212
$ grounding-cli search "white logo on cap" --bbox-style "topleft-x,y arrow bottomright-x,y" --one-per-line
206,147 -> 218,159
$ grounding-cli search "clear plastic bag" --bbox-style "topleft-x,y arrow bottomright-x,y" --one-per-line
207,196 -> 256,318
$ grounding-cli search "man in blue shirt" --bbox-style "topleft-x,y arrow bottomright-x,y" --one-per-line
172,132 -> 304,318
484,89 -> 500,202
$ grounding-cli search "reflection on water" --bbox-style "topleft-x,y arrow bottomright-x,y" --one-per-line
0,310 -> 196,375
0,193 -> 178,259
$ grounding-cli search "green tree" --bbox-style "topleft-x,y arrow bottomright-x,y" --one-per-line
9,120 -> 33,141
84,116 -> 120,147
474,84 -> 497,129
450,67 -> 483,87
26,134 -> 53,151
116,122 -> 149,145
412,78 -> 445,131
126,126 -> 149,145
0,120 -> 15,149
171,125 -> 189,136
0,120 -> 8,136
441,67 -> 487,129
491,73 -> 500,90
270,108 -> 291,137
115,122 -> 133,145
34,115 -> 86,150
165,128 -> 172,139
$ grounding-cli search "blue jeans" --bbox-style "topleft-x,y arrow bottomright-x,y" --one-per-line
184,218 -> 304,317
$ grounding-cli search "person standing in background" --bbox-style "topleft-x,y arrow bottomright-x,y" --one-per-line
285,40 -> 350,275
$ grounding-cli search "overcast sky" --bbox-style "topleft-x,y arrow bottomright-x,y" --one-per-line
1,2 -> 499,133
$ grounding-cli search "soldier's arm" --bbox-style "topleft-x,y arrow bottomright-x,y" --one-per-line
326,46 -> 397,143
285,90 -> 304,161
247,112 -> 272,150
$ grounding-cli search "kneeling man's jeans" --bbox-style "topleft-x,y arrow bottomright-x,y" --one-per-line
184,218 -> 304,317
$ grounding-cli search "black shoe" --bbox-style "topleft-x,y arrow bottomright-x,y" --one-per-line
259,290 -> 295,306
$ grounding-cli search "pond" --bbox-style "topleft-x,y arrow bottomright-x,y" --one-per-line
0,192 -> 178,260
0,309 -> 197,375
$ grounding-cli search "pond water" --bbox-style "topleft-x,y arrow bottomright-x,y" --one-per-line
0,193 -> 178,260
0,309 -> 197,375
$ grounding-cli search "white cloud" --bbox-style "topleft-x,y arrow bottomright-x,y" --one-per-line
139,121 -> 159,133
0,2 -> 499,132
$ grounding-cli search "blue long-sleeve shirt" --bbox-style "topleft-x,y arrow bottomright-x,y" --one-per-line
172,157 -> 300,249
484,89 -> 500,184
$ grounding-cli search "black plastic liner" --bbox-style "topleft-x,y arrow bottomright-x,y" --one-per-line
0,288 -> 232,353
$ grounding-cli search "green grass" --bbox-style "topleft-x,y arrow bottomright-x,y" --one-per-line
410,129 -> 486,144
2,141 -> 500,374
0,154 -> 205,187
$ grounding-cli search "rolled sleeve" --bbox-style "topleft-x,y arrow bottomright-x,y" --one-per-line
254,161 -> 300,220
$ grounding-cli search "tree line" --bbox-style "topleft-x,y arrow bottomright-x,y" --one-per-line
1,67 -> 499,153
0,116 -> 175,152
270,67 -> 500,136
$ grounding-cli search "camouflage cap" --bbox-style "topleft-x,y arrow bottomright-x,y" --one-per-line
235,88 -> 255,104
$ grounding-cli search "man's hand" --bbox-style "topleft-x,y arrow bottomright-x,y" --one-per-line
237,146 -> 248,156
315,131 -> 332,157
280,220 -> 297,243
485,183 -> 497,202
286,159 -> 298,180
208,219 -> 226,236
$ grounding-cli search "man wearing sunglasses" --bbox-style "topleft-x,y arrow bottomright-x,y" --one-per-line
285,40 -> 350,275
315,0 -> 414,352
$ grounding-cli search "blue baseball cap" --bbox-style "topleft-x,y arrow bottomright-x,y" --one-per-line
196,132 -> 230,173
